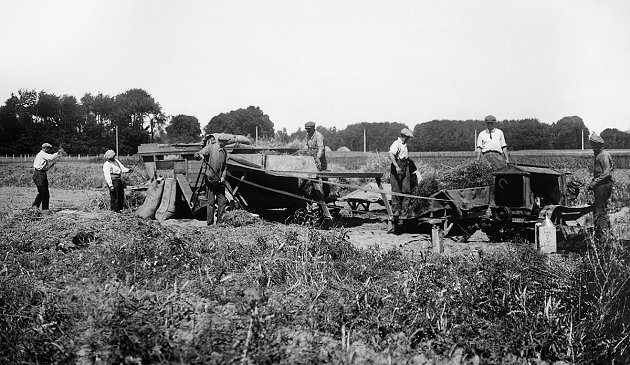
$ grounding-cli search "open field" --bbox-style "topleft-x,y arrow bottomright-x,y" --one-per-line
1,155 -> 630,364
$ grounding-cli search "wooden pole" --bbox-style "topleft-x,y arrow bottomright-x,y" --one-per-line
363,128 -> 366,153
116,125 -> 119,157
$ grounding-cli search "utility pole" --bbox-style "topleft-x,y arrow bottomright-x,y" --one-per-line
581,129 -> 584,150
255,126 -> 258,146
115,125 -> 119,157
363,128 -> 366,153
474,129 -> 477,151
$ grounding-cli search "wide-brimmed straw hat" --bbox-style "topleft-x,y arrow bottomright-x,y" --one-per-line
400,128 -> 414,138
589,132 -> 604,144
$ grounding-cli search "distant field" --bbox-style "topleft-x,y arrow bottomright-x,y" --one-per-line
328,152 -> 630,171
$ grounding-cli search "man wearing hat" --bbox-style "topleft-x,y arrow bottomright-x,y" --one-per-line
103,149 -> 132,212
195,134 -> 228,225
476,115 -> 510,169
587,132 -> 614,242
388,128 -> 415,233
304,121 -> 327,171
32,142 -> 64,210
303,121 -> 333,227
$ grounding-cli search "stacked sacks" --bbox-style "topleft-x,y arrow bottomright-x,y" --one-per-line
136,179 -> 165,219
136,177 -> 186,221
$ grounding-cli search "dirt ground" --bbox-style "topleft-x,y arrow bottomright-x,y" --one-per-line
0,186 -> 104,212
0,186 -> 503,256
2,186 -> 626,257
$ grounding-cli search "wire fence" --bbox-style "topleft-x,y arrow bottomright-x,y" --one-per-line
3,149 -> 630,163
0,154 -> 135,163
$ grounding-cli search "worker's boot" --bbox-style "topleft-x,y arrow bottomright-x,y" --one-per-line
388,215 -> 400,234
321,216 -> 333,230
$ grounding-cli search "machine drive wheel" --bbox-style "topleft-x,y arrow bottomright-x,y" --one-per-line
492,206 -> 513,222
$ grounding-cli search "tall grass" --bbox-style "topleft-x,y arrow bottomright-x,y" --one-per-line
1,208 -> 629,363
0,158 -> 148,189
1,154 -> 629,363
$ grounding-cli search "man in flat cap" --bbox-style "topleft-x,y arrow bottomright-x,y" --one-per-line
587,132 -> 614,242
302,121 -> 332,227
476,115 -> 510,169
388,128 -> 415,233
195,134 -> 228,225
32,142 -> 64,210
303,121 -> 327,171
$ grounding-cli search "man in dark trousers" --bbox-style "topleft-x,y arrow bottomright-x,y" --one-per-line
195,134 -> 228,225
388,128 -> 414,233
103,149 -> 131,212
303,121 -> 332,228
587,132 -> 614,242
476,115 -> 510,169
32,142 -> 63,210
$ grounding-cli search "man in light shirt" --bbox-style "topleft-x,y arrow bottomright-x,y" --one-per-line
103,149 -> 131,212
32,142 -> 63,210
303,121 -> 327,171
476,115 -> 510,169
303,121 -> 333,228
587,132 -> 614,242
388,128 -> 414,233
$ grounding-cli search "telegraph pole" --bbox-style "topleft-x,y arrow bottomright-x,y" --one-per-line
115,125 -> 119,157
363,128 -> 366,153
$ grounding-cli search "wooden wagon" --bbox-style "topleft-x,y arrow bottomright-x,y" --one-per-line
137,140 -> 392,220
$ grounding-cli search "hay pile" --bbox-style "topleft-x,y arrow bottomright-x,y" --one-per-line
410,160 -> 494,213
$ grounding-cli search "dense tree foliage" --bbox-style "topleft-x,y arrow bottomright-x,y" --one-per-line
165,115 -> 202,143
601,128 -> 630,149
0,88 -> 163,155
1,88 -> 626,154
203,106 -> 274,139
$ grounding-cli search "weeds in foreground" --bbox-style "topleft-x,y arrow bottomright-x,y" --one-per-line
1,209 -> 630,364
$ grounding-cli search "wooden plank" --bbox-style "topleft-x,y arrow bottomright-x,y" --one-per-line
316,171 -> 383,179
376,177 -> 393,231
176,173 -> 194,209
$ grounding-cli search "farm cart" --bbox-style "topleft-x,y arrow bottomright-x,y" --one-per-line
418,164 -> 593,244
137,139 -> 392,223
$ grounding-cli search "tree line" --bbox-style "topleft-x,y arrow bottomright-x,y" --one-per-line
2,88 -> 629,155
281,117 -> 630,152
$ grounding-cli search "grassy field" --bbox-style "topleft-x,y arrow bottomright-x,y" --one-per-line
1,155 -> 630,364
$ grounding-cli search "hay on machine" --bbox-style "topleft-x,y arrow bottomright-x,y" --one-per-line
135,135 -> 391,224
415,163 -> 593,245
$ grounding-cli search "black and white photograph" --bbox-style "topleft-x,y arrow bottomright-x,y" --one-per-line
1,1 -> 629,363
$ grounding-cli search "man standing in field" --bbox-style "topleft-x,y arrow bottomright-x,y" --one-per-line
587,132 -> 614,242
103,149 -> 131,212
388,128 -> 414,233
476,115 -> 510,169
303,121 -> 332,228
32,143 -> 64,210
195,134 -> 228,225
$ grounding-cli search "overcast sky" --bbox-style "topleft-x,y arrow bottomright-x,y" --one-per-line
1,0 -> 629,134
